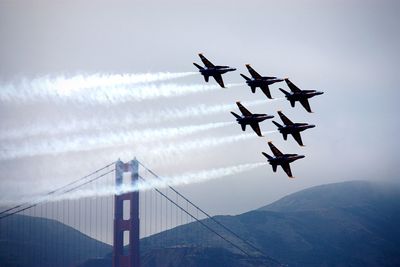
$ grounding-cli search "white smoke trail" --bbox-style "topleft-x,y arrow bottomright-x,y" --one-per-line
0,121 -> 234,160
73,82 -> 243,105
143,130 -> 277,162
58,131 -> 277,169
0,72 -> 196,102
143,98 -> 282,122
0,98 -> 281,141
50,162 -> 266,201
81,131 -> 277,168
0,80 -> 242,104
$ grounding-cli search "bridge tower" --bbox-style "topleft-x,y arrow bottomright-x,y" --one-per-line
113,159 -> 140,267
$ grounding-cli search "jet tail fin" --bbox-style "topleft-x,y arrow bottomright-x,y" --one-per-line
230,112 -> 241,119
272,164 -> 277,172
193,62 -> 204,70
240,74 -> 251,81
262,152 -> 273,160
272,121 -> 282,128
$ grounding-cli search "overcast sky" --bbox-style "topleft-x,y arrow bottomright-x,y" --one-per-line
1,0 -> 400,217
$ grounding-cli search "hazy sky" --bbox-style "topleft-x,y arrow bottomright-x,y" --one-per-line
1,0 -> 400,217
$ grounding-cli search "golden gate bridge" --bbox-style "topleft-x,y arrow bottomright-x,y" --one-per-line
0,158 -> 278,267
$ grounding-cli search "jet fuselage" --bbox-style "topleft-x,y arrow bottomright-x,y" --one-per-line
285,90 -> 324,101
277,123 -> 315,135
235,114 -> 273,125
199,67 -> 236,76
246,77 -> 284,88
268,154 -> 305,166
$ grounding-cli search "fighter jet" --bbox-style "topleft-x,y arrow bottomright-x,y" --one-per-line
231,102 -> 274,137
240,64 -> 284,99
262,141 -> 305,178
272,111 -> 315,146
279,78 -> 324,113
193,53 -> 236,88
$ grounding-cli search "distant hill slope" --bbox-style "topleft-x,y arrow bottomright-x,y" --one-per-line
78,246 -> 279,267
142,181 -> 400,267
259,180 -> 400,212
0,214 -> 111,267
141,247 -> 278,267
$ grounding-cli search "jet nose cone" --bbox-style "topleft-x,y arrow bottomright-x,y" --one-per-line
318,91 -> 324,95
299,155 -> 305,159
309,124 -> 316,128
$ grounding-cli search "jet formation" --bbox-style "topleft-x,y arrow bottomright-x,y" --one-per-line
193,53 -> 324,178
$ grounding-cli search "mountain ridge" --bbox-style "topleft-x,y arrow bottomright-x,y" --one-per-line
1,180 -> 400,266
141,180 -> 400,266
258,180 -> 400,212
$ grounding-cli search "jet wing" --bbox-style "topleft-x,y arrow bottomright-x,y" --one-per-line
250,123 -> 262,137
291,132 -> 304,146
299,99 -> 312,113
285,79 -> 301,92
246,65 -> 262,79
213,74 -> 225,88
236,102 -> 252,116
277,111 -> 293,125
281,163 -> 293,178
199,54 -> 214,68
268,142 -> 283,157
260,85 -> 272,99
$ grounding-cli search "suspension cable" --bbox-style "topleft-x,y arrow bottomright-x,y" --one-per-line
138,160 -> 274,260
0,167 -> 115,220
139,175 -> 251,257
0,161 -> 116,216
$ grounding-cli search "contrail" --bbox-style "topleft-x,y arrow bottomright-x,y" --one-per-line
0,79 -> 242,104
142,130 -> 277,162
0,121 -> 234,160
0,72 -> 196,102
42,130 -> 277,169
135,162 -> 266,191
49,162 -> 266,201
143,98 -> 282,122
73,82 -> 243,104
0,98 -> 281,141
